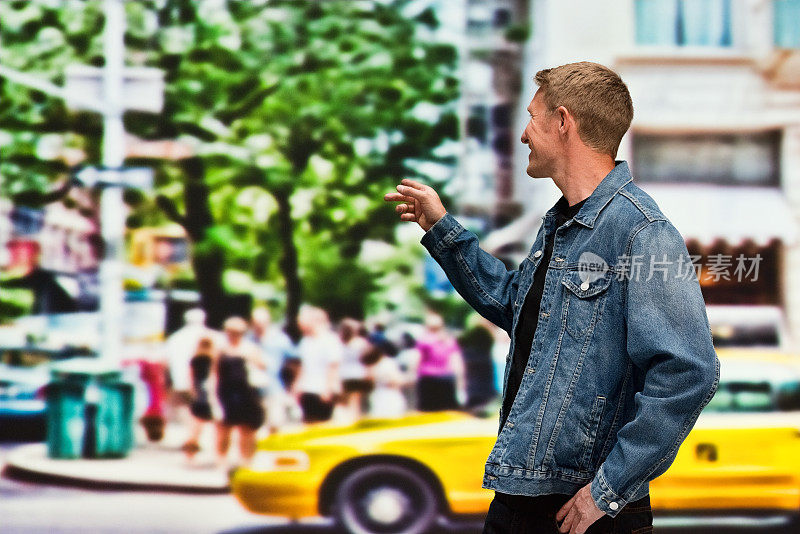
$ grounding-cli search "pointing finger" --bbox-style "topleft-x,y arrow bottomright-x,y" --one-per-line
384,192 -> 415,203
396,184 -> 425,199
400,178 -> 428,191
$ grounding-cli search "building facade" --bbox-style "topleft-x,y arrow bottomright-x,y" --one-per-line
497,0 -> 800,349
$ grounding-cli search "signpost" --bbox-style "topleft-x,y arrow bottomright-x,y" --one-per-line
0,0 -> 164,366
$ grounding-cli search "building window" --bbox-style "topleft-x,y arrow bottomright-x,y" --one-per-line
632,132 -> 780,186
493,8 -> 511,29
635,0 -> 732,47
774,0 -> 800,48
690,240 -> 779,307
467,105 -> 488,142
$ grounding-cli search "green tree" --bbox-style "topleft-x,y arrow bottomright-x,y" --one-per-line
0,0 -> 460,335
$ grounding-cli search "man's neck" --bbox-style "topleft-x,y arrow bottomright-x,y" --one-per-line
551,149 -> 616,206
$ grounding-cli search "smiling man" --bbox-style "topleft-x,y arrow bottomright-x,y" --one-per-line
384,61 -> 719,534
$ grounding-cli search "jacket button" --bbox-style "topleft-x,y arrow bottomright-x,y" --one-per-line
580,281 -> 590,290
533,250 -> 542,258
609,502 -> 619,511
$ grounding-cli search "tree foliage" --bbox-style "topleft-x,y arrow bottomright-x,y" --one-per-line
0,0 -> 460,329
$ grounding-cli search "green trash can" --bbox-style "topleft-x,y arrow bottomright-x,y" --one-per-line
46,358 -> 135,459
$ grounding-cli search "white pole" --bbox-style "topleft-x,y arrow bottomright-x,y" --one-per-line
98,0 -> 126,365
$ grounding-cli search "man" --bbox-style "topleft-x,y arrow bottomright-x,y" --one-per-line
248,307 -> 297,433
384,62 -> 719,534
165,308 -> 218,394
292,305 -> 344,423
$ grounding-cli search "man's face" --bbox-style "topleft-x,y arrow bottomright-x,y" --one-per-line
520,89 -> 560,178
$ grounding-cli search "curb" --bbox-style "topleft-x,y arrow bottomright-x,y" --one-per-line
3,443 -> 230,493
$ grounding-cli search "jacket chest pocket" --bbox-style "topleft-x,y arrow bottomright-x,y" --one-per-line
561,270 -> 613,341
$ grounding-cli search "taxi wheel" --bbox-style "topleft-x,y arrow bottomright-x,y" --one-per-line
333,463 -> 439,534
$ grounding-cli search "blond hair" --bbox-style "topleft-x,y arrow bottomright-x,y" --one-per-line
534,62 -> 633,158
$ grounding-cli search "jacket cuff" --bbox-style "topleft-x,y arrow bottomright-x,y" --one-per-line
419,213 -> 463,255
590,467 -> 627,518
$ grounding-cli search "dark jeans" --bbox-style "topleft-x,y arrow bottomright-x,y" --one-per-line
483,491 -> 653,534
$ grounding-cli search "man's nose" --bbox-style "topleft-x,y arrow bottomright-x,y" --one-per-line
521,129 -> 529,144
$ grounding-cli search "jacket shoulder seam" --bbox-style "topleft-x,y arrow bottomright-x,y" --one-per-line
621,219 -> 665,313
617,187 -> 663,223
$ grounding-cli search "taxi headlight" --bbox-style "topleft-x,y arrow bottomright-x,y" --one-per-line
250,450 -> 310,472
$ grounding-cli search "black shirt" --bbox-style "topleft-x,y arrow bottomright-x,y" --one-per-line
500,195 -> 587,429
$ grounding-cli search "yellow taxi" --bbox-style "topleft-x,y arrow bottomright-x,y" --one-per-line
231,349 -> 800,533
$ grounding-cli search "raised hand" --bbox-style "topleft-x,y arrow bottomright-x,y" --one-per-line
383,179 -> 447,232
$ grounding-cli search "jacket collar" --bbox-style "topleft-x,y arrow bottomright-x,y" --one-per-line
544,160 -> 633,229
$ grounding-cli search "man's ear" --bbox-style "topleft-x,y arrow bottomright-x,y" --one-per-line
555,105 -> 571,134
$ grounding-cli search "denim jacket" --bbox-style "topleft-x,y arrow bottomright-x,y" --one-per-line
419,161 -> 719,517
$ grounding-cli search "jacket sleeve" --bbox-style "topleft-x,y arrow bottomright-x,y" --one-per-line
590,219 -> 720,517
420,213 -> 520,334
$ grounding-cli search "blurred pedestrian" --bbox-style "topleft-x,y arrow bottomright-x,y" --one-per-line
293,306 -> 343,423
163,308 -> 221,442
415,312 -> 466,411
165,308 -> 217,405
395,332 -> 421,410
458,316 -> 498,410
181,336 -> 220,460
367,321 -> 398,359
249,307 -> 297,433
338,318 -> 372,419
215,317 -> 266,469
367,348 -> 407,418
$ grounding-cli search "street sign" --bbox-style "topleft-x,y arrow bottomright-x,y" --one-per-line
65,65 -> 165,113
76,166 -> 154,190
125,136 -> 195,160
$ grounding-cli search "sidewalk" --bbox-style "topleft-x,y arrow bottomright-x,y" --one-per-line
3,422 -> 231,492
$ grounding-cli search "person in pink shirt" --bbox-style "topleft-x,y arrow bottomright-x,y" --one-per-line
415,312 -> 466,411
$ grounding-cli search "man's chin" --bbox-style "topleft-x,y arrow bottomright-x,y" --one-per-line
526,167 -> 548,179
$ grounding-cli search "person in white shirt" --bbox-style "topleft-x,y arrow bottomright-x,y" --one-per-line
165,308 -> 215,395
292,306 -> 343,423
338,318 -> 372,419
163,308 -> 222,439
368,350 -> 407,418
